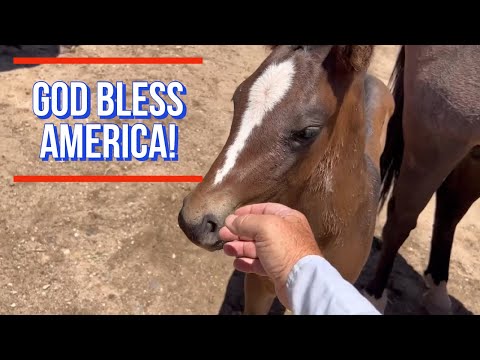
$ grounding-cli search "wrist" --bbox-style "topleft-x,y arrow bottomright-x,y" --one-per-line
287,247 -> 322,280
276,251 -> 323,309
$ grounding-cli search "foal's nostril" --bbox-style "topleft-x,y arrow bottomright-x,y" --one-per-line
178,208 -> 221,248
202,212 -> 220,234
206,220 -> 217,233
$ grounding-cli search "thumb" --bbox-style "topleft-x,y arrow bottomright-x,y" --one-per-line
224,213 -> 278,241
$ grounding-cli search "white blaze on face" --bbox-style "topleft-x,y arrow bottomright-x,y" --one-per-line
213,58 -> 296,185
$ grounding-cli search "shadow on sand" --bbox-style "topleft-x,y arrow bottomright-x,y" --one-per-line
218,237 -> 473,315
0,45 -> 67,73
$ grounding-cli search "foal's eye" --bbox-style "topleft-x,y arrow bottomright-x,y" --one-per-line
291,127 -> 321,146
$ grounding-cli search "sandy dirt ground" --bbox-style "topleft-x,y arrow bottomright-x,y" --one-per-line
0,45 -> 478,315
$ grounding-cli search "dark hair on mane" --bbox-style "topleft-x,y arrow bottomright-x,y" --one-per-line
267,45 -> 375,72
334,45 -> 374,72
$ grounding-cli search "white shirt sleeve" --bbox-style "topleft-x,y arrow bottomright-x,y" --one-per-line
285,255 -> 381,315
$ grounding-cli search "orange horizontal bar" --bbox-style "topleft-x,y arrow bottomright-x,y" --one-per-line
13,57 -> 203,65
13,175 -> 203,183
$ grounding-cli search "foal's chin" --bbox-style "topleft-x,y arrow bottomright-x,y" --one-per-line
196,236 -> 225,252
182,227 -> 225,252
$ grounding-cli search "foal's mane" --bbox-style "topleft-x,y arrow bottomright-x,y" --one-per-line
268,45 -> 374,72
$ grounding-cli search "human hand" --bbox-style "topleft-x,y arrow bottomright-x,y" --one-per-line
219,203 -> 322,308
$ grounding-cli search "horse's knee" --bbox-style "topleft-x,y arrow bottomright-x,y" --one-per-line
382,196 -> 418,248
422,274 -> 452,315
365,198 -> 418,300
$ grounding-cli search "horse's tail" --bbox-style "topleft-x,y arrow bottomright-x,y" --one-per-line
379,46 -> 405,211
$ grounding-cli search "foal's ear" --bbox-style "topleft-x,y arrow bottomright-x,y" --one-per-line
267,45 -> 332,55
334,45 -> 375,72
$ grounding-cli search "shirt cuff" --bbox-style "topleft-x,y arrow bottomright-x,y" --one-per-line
286,255 -> 381,315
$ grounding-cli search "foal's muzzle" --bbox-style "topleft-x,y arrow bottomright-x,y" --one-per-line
178,207 -> 223,252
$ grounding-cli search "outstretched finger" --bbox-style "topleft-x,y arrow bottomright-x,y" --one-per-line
218,226 -> 254,242
223,240 -> 257,259
233,258 -> 267,276
234,202 -> 295,217
224,213 -> 277,240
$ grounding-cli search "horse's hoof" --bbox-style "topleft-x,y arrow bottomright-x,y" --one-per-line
361,289 -> 388,314
422,278 -> 452,315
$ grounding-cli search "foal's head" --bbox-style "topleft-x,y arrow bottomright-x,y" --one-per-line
179,45 -> 374,251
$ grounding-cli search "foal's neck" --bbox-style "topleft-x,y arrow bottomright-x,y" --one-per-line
304,74 -> 369,242
321,74 -> 368,171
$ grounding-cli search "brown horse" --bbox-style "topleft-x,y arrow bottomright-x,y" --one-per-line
178,45 -> 394,314
364,45 -> 480,314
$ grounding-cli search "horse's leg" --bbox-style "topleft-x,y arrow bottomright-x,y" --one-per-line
243,273 -> 276,315
423,151 -> 480,314
364,137 -> 470,313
